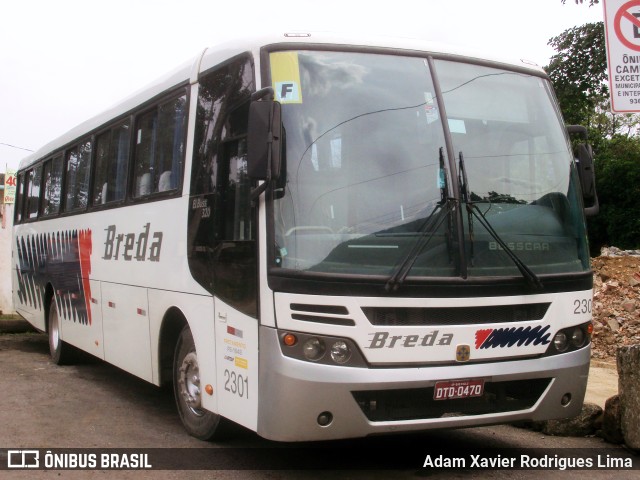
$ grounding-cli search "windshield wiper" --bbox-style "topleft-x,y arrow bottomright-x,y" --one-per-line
385,148 -> 454,292
458,151 -> 543,291
458,152 -> 474,269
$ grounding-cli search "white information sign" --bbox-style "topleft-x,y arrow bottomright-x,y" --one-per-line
604,0 -> 640,112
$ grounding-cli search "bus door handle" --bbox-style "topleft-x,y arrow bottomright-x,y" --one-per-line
217,311 -> 227,322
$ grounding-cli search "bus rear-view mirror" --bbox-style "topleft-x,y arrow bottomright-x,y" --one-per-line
567,125 -> 599,217
247,97 -> 282,183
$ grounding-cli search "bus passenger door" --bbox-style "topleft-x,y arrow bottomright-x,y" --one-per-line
211,136 -> 259,430
214,296 -> 258,431
101,283 -> 152,381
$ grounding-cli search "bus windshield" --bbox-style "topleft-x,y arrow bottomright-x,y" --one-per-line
270,50 -> 590,280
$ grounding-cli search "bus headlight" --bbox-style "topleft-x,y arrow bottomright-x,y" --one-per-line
279,330 -> 367,368
544,322 -> 591,356
330,341 -> 352,364
553,332 -> 569,352
570,327 -> 585,348
303,337 -> 325,361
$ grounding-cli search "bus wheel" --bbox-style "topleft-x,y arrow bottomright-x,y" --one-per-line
48,299 -> 76,365
174,326 -> 229,440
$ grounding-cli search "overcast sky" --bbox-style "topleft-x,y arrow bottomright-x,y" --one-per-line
0,0 -> 604,170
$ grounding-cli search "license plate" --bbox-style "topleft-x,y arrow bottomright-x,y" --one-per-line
433,379 -> 484,401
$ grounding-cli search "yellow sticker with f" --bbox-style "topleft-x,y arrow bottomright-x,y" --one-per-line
270,51 -> 303,104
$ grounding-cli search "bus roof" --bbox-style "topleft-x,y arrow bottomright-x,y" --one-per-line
19,31 -> 545,171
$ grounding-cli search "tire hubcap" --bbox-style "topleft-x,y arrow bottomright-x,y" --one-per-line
178,352 -> 203,416
49,306 -> 60,354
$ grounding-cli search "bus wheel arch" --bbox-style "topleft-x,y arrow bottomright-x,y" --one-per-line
158,307 -> 188,388
173,324 -> 231,440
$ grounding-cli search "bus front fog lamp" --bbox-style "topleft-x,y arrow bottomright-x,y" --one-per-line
317,411 -> 333,426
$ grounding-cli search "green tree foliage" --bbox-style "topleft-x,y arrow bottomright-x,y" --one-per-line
545,22 -> 608,128
587,137 -> 640,252
546,21 -> 640,252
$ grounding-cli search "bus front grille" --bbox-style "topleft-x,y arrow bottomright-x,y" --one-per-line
352,378 -> 551,422
361,303 -> 550,326
290,303 -> 355,326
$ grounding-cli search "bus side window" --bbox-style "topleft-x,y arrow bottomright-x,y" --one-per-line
65,139 -> 91,211
94,131 -> 111,204
157,96 -> 186,192
111,123 -> 130,200
134,110 -> 156,198
26,166 -> 42,220
14,173 -> 25,223
93,122 -> 130,205
133,95 -> 186,198
42,155 -> 63,216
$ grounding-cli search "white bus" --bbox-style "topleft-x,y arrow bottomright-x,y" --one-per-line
13,32 -> 598,442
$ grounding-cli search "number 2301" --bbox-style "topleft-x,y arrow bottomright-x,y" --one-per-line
224,369 -> 249,399
573,299 -> 592,314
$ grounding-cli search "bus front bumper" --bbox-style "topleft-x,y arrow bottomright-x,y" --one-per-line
256,326 -> 590,442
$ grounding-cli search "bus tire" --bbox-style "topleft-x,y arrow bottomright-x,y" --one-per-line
48,298 -> 76,365
173,326 -> 230,440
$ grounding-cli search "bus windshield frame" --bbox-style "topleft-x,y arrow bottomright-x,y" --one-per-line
264,47 -> 591,291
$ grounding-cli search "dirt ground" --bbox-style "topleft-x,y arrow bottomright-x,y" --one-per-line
591,253 -> 640,361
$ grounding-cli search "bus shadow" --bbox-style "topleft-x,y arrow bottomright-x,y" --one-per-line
0,331 -> 49,353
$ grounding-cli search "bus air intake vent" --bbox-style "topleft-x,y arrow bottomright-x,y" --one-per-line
352,378 -> 551,422
361,303 -> 550,326
290,304 -> 355,326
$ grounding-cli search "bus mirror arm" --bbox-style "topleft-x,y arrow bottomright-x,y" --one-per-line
583,195 -> 599,217
248,94 -> 283,202
251,86 -> 275,101
251,179 -> 269,204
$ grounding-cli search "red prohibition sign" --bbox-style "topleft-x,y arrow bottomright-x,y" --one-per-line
614,0 -> 640,51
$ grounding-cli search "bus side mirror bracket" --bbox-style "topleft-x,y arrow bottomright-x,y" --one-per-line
567,125 -> 599,216
248,88 -> 282,201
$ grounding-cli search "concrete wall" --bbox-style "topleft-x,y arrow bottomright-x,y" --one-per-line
0,203 -> 14,314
